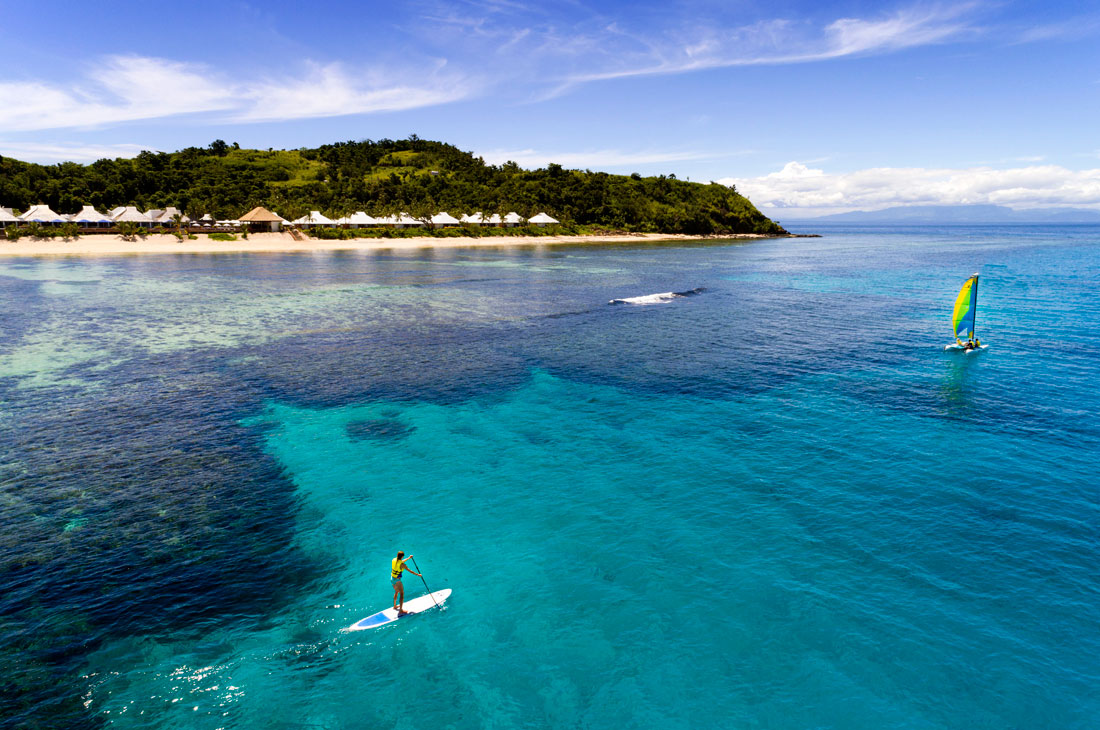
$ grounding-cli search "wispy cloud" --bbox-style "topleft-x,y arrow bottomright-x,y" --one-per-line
718,161 -> 1100,214
0,55 -> 475,132
550,4 -> 982,94
1012,15 -> 1100,43
233,61 -> 474,122
0,141 -> 158,163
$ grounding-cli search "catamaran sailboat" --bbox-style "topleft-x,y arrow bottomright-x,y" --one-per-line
944,273 -> 988,353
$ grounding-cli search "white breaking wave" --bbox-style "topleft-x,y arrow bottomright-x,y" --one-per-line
609,287 -> 705,305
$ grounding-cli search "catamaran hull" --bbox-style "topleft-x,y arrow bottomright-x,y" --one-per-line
944,344 -> 989,353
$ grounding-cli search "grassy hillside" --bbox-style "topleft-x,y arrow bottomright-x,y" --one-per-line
0,138 -> 785,235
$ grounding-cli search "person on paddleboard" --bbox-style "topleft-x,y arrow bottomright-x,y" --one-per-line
391,551 -> 421,614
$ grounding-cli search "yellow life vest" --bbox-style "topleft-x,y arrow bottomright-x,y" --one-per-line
391,558 -> 404,579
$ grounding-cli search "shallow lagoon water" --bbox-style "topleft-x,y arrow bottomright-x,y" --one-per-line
1,229 -> 1098,728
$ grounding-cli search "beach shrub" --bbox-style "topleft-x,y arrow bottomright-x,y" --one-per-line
5,226 -> 24,241
308,227 -> 359,240
187,234 -> 198,240
208,232 -> 237,241
58,222 -> 81,240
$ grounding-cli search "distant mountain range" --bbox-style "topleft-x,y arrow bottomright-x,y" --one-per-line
785,204 -> 1100,224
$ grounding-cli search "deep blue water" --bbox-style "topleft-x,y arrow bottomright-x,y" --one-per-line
1,226 -> 1097,729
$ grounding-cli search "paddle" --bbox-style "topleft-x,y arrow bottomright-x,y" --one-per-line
410,555 -> 443,612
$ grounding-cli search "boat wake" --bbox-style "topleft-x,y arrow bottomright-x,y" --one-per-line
609,287 -> 705,305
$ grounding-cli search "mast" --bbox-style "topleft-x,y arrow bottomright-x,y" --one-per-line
970,273 -> 979,342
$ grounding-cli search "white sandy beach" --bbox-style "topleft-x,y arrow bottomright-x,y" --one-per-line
0,231 -> 774,257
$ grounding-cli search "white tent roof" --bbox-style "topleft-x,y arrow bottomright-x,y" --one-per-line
292,210 -> 334,225
486,213 -> 502,224
20,204 -> 65,222
396,214 -> 424,226
153,207 -> 190,223
460,212 -> 483,224
373,215 -> 397,225
431,212 -> 461,225
71,205 -> 112,223
112,206 -> 152,223
109,207 -> 125,217
347,211 -> 377,225
528,212 -> 559,224
0,208 -> 19,223
504,212 -> 524,223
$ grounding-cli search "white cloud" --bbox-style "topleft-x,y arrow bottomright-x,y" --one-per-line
718,161 -> 1100,215
0,55 -> 474,132
0,57 -> 236,132
478,147 -> 713,169
0,141 -> 157,163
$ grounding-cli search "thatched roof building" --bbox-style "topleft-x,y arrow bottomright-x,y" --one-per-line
240,206 -> 286,231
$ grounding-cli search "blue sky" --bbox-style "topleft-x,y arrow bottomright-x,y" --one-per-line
2,0 -> 1098,214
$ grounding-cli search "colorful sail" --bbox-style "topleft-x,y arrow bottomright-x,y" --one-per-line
951,274 -> 979,340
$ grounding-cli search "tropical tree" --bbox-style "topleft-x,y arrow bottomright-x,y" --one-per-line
117,221 -> 140,240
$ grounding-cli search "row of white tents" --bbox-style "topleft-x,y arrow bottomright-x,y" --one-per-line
0,204 -> 192,228
0,204 -> 561,230
289,211 -> 559,228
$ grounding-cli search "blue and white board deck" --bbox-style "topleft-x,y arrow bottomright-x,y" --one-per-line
347,589 -> 452,631
944,343 -> 989,354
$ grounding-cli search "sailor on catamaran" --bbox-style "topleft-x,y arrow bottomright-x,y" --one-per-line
947,273 -> 986,352
391,550 -> 422,614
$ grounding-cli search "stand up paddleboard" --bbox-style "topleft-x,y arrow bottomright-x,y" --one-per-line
347,589 -> 451,631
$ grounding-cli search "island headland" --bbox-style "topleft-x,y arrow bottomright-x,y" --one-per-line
0,137 -> 791,256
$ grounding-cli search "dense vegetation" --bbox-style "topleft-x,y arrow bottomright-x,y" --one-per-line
0,137 -> 784,235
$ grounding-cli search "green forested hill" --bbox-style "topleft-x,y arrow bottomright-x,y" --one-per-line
0,138 -> 784,235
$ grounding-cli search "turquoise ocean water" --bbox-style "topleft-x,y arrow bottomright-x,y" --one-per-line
1,226 -> 1097,728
